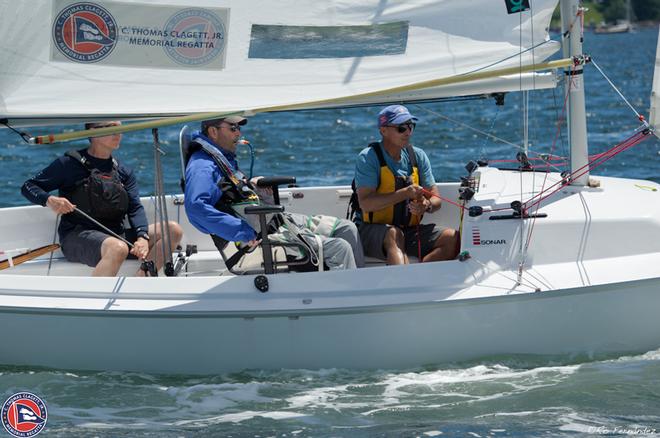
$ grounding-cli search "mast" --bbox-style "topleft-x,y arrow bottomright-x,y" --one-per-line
560,0 -> 589,186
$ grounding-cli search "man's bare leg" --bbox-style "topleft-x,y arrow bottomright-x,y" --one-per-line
384,226 -> 408,265
93,237 -> 129,277
422,229 -> 460,262
136,221 -> 184,276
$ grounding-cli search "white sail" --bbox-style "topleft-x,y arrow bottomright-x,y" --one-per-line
650,27 -> 660,132
0,0 -> 559,125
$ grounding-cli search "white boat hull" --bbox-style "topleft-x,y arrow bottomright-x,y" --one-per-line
0,277 -> 658,374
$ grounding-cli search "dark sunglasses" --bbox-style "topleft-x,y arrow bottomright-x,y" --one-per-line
388,122 -> 415,133
214,123 -> 241,132
90,123 -> 120,129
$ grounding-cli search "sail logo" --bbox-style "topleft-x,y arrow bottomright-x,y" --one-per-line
1,392 -> 47,437
504,0 -> 530,14
162,9 -> 226,66
471,227 -> 506,246
53,2 -> 117,63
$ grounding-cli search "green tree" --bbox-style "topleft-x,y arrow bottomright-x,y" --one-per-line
598,0 -> 660,22
631,0 -> 660,21
601,0 -> 627,23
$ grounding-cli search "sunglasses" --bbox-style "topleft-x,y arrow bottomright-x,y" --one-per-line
214,123 -> 241,132
388,122 -> 416,133
90,123 -> 121,129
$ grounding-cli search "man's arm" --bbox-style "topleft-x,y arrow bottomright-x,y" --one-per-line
184,155 -> 256,243
21,158 -> 76,214
354,146 -> 424,213
357,184 -> 423,213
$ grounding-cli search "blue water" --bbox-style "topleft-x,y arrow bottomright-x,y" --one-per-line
1,28 -> 660,437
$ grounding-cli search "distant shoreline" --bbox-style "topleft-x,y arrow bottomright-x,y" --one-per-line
549,20 -> 658,33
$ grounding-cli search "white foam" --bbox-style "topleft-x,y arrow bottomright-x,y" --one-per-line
173,410 -> 306,426
422,431 -> 443,436
167,382 -> 275,412
357,363 -> 580,415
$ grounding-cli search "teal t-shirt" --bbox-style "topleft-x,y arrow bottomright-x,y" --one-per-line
354,142 -> 436,190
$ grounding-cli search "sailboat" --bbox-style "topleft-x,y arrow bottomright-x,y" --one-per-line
0,0 -> 658,375
595,0 -> 634,34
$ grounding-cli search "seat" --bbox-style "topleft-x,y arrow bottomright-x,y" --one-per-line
179,126 -> 315,275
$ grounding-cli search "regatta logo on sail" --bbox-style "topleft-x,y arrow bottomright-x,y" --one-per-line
1,392 -> 48,437
52,2 -> 117,63
162,8 -> 226,66
504,0 -> 530,14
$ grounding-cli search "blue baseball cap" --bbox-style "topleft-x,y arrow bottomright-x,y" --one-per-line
378,105 -> 418,127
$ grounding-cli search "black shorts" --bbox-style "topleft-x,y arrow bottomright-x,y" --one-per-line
60,226 -> 139,267
358,223 -> 444,260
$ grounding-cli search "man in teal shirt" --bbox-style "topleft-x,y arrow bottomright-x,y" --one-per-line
354,105 -> 459,265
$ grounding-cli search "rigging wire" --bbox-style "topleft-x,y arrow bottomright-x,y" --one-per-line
152,128 -> 174,276
0,120 -> 31,144
522,61 -> 576,256
519,0 -> 587,264
412,105 -> 521,150
479,104 -> 501,160
591,59 -> 648,123
47,214 -> 61,277
517,5 -> 527,284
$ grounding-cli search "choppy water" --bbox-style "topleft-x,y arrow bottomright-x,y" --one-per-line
2,351 -> 660,437
0,29 -> 659,437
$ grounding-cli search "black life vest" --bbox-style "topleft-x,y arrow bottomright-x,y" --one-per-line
63,150 -> 129,224
348,142 -> 420,226
186,141 -> 260,217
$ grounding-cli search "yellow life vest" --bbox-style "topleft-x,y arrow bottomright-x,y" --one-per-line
364,142 -> 421,226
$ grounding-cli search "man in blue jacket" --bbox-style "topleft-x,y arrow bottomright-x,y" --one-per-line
184,116 -> 364,270
22,121 -> 182,276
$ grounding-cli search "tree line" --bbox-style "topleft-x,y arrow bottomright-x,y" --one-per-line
597,0 -> 660,23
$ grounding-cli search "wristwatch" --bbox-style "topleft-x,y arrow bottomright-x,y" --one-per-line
138,233 -> 150,241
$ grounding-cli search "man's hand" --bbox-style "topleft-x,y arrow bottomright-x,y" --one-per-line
46,196 -> 76,215
409,197 -> 430,216
403,184 -> 424,200
131,237 -> 150,260
245,239 -> 261,249
250,177 -> 274,203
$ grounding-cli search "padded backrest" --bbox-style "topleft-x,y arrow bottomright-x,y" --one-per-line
179,125 -> 193,190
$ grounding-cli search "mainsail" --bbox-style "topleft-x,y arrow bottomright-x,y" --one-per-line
0,0 -> 559,126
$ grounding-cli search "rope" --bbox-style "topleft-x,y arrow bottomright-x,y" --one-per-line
523,129 -> 652,213
420,188 -> 468,211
